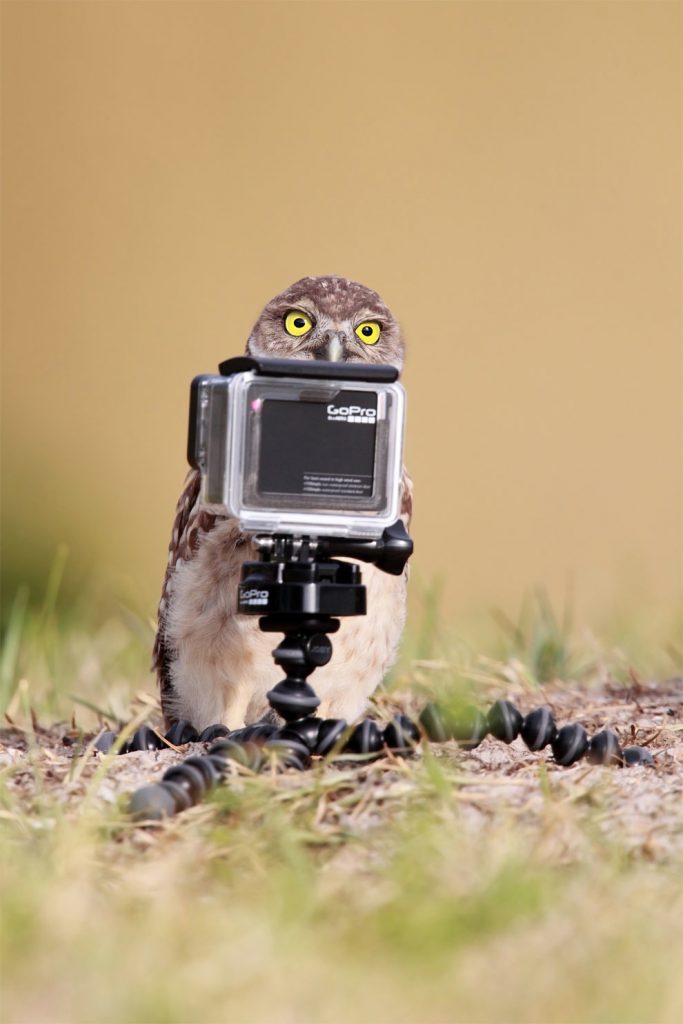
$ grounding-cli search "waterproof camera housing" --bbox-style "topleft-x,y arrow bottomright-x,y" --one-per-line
188,356 -> 406,539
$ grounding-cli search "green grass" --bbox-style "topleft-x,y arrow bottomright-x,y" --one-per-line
2,757 -> 682,1024
1,585 -> 682,1024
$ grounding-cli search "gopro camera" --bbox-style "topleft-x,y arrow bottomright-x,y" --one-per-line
188,356 -> 406,538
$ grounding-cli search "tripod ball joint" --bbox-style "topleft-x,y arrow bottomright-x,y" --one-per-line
125,725 -> 165,753
182,754 -> 224,787
622,746 -> 654,767
209,738 -> 265,771
198,724 -> 231,743
551,723 -> 590,766
165,720 -> 199,746
450,707 -> 488,750
266,680 -> 321,722
315,718 -> 348,757
281,716 -> 321,750
383,715 -> 421,755
588,729 -> 623,766
487,700 -> 523,743
129,783 -> 181,821
265,734 -> 312,770
344,719 -> 384,758
520,708 -> 557,751
418,703 -> 487,749
162,763 -> 208,803
236,723 -> 279,744
418,703 -> 450,743
94,731 -> 118,754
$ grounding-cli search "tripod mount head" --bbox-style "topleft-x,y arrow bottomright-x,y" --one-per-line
237,519 -> 413,618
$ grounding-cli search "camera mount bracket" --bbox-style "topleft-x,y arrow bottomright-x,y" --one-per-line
236,520 -> 413,734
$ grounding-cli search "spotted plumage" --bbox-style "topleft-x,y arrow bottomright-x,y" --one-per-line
153,276 -> 413,730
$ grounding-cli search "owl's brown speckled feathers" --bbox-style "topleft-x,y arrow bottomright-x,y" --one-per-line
153,276 -> 412,731
246,276 -> 405,369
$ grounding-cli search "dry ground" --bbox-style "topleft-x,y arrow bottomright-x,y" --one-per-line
2,677 -> 682,861
2,601 -> 682,1023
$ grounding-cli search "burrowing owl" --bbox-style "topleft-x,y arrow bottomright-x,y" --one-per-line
153,276 -> 413,731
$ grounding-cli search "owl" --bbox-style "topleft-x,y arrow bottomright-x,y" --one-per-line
153,276 -> 413,732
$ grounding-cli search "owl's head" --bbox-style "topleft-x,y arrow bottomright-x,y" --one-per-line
246,276 -> 405,372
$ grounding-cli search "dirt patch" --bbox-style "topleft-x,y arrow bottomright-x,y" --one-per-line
2,678 -> 682,862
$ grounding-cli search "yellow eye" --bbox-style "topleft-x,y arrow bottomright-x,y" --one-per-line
355,321 -> 381,345
284,310 -> 313,336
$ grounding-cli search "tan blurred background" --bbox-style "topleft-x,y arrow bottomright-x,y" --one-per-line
2,0 -> 681,626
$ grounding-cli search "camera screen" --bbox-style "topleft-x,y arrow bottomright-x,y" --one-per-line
256,390 -> 378,501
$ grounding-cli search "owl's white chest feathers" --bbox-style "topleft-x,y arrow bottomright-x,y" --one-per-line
163,519 -> 408,730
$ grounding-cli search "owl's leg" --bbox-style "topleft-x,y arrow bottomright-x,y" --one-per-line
160,605 -> 280,732
165,651 -> 253,732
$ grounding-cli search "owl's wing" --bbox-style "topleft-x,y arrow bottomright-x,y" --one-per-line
152,469 -> 226,699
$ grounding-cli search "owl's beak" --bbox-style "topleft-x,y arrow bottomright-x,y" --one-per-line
323,334 -> 344,362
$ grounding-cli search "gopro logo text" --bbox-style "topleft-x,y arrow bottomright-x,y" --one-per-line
240,588 -> 269,606
326,403 -> 377,424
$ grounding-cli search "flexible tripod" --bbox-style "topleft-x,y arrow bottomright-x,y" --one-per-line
122,522 -> 655,822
